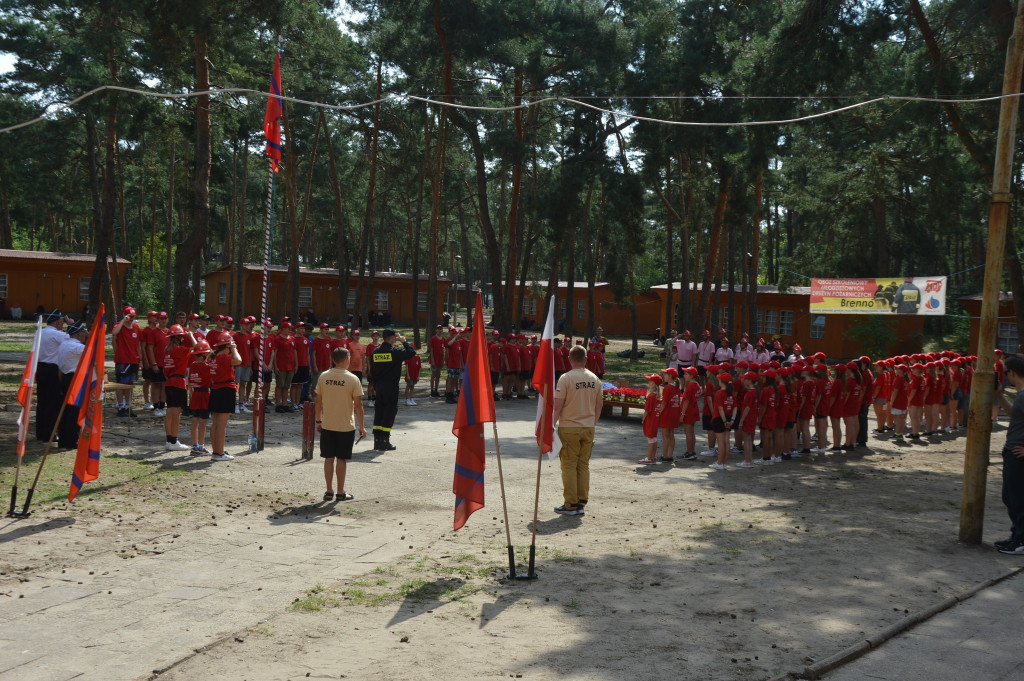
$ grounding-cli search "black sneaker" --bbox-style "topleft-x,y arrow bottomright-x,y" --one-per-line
994,537 -> 1016,550
681,452 -> 698,460
997,539 -> 1024,555
554,505 -> 584,516
117,408 -> 126,418
781,453 -> 792,460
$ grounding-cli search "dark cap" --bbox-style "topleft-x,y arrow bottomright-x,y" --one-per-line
382,328 -> 397,338
67,320 -> 87,335
43,309 -> 63,323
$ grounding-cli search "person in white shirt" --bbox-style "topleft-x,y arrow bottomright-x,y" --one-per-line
714,338 -> 735,363
56,320 -> 88,449
36,309 -> 69,441
673,330 -> 698,371
696,330 -> 716,371
787,343 -> 805,364
754,339 -> 772,365
734,337 -> 754,363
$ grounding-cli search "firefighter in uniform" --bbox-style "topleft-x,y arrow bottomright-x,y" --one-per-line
369,328 -> 416,451
36,309 -> 68,441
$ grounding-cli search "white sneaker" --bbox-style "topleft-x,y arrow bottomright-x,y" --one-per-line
754,458 -> 773,465
771,455 -> 783,463
166,441 -> 190,451
735,461 -> 754,468
211,453 -> 235,461
404,399 -> 412,406
811,447 -> 827,453
699,449 -> 717,457
239,404 -> 252,413
153,408 -> 166,417
144,402 -> 154,410
708,463 -> 727,470
410,399 -> 417,406
730,446 -> 743,453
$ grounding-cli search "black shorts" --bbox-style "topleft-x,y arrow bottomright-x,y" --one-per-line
262,370 -> 273,383
352,371 -> 363,383
141,368 -> 156,381
491,371 -> 500,385
150,367 -> 166,384
711,417 -> 727,434
785,421 -> 796,429
116,363 -> 139,384
166,386 -> 187,408
702,415 -> 712,431
294,366 -> 310,385
320,428 -> 355,460
191,409 -> 211,420
518,371 -> 530,380
210,387 -> 236,414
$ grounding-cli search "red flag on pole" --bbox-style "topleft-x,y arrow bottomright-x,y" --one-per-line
452,293 -> 496,531
263,52 -> 283,173
532,297 -> 556,459
68,305 -> 106,502
15,317 -> 43,458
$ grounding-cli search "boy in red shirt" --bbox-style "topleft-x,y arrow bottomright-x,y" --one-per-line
488,330 -> 502,400
293,323 -> 313,406
139,310 -> 159,410
428,324 -> 446,398
233,317 -> 254,413
444,328 -> 466,404
500,335 -> 519,400
112,305 -> 142,417
188,340 -> 213,455
272,322 -> 297,413
405,347 -> 422,406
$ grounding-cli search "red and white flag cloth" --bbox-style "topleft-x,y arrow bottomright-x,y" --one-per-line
531,297 -> 559,460
15,317 -> 43,458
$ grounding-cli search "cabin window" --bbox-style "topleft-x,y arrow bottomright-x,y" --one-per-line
218,282 -> 227,304
810,315 -> 826,340
298,286 -> 312,309
577,299 -> 585,320
779,310 -> 793,336
764,309 -> 778,335
375,290 -> 389,310
417,293 -> 427,312
79,278 -> 90,302
0,273 -> 7,298
559,299 -> 566,317
755,309 -> 764,334
522,297 -> 536,316
998,322 -> 1019,354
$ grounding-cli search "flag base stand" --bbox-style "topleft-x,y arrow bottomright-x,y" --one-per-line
7,509 -> 31,519
509,573 -> 538,581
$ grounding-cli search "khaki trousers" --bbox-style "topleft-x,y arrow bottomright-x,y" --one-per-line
557,426 -> 595,509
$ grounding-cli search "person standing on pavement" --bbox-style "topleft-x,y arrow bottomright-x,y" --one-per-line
673,330 -> 697,373
56,320 -> 89,449
315,347 -> 366,502
551,345 -> 603,516
36,309 -> 68,441
368,328 -> 416,451
994,356 -> 1024,555
112,306 -> 142,417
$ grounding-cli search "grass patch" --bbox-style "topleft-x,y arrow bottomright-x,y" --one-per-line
293,584 -> 340,611
246,625 -> 274,637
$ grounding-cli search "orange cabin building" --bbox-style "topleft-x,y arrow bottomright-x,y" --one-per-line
505,280 -> 662,336
0,249 -> 131,318
650,283 -> 926,360
958,292 -> 1019,355
201,264 -> 453,327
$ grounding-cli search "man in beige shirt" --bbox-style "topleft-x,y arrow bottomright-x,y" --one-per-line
315,347 -> 367,502
552,345 -> 604,516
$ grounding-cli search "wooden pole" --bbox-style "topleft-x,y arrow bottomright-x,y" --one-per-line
490,421 -> 520,579
527,384 -> 548,578
959,0 -> 1024,544
19,401 -> 70,516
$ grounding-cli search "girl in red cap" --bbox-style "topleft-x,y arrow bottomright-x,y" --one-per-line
188,341 -> 213,455
658,368 -> 682,462
737,372 -> 758,467
638,374 -> 663,464
924,362 -> 943,435
889,364 -> 910,442
812,364 -> 831,452
679,367 -> 701,460
711,372 -> 737,470
757,370 -> 778,464
842,363 -> 863,449
162,325 -> 192,450
907,363 -> 927,441
828,365 -> 847,452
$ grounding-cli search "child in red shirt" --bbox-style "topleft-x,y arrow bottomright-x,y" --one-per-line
738,372 -> 758,467
679,367 -> 701,459
638,374 -> 663,464
658,368 -> 682,462
405,349 -> 422,406
188,341 -> 213,455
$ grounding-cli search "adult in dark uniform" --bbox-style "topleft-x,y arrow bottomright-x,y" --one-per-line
369,328 -> 416,451
57,321 -> 89,449
36,310 -> 68,441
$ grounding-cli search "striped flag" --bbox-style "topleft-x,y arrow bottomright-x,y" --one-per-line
451,293 -> 496,531
263,51 -> 283,172
532,297 -> 557,459
68,305 -> 106,502
15,317 -> 43,458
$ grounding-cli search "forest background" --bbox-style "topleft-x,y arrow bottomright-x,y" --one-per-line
2,0 -> 1023,349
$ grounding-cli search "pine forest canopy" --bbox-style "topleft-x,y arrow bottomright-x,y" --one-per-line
1,0 -> 1023,349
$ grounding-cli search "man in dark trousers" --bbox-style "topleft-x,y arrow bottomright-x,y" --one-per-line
36,309 -> 68,441
57,320 -> 89,449
369,328 -> 416,451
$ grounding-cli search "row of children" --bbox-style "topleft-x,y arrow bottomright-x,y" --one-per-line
425,325 -> 606,403
637,350 -> 986,470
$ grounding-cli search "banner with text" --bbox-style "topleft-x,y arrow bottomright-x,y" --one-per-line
810,277 -> 947,315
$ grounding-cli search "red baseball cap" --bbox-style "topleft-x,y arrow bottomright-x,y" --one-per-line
352,329 -> 361,336
224,316 -> 234,324
281,322 -> 294,329
122,306 -> 136,316
147,310 -> 158,318
157,311 -> 169,319
718,372 -> 732,383
683,367 -> 699,377
189,313 -> 201,320
645,374 -> 663,385
660,367 -> 679,378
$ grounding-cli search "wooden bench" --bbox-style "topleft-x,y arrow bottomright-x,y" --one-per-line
601,398 -> 641,419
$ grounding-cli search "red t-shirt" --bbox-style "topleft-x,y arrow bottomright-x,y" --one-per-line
211,353 -> 237,391
815,377 -> 830,416
759,386 -> 777,429
713,388 -> 736,420
586,350 -> 599,374
205,329 -> 224,349
150,329 -> 170,369
405,355 -> 422,382
798,379 -> 816,420
777,383 -> 791,424
501,345 -> 518,372
488,343 -> 501,372
114,322 -> 142,364
890,374 -> 909,410
428,335 -> 446,367
446,338 -> 465,369
926,372 -> 945,404
273,334 -> 297,371
313,336 -> 332,372
348,341 -> 366,374
293,335 -> 311,368
843,376 -> 862,417
233,331 -> 251,366
681,381 -> 700,424
188,358 -> 212,410
659,383 -> 682,428
643,391 -> 660,439
517,344 -> 531,372
909,374 -> 927,407
741,389 -> 759,433
162,344 -> 191,389
554,346 -> 566,372
330,336 -> 351,352
861,371 -> 874,405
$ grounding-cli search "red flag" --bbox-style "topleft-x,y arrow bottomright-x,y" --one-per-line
69,305 -> 106,502
263,52 -> 283,173
15,317 -> 43,458
532,297 -> 556,459
452,293 -> 496,531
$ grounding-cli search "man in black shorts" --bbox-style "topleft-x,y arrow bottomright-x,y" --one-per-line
315,347 -> 366,502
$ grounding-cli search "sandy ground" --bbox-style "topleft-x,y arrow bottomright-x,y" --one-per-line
1,333 -> 1021,681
